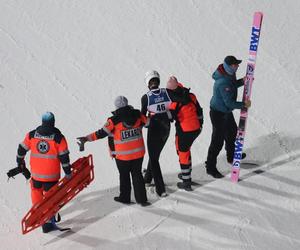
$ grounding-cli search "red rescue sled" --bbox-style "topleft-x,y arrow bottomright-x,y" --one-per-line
21,155 -> 94,234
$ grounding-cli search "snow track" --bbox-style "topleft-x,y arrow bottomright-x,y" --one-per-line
1,0 -> 300,249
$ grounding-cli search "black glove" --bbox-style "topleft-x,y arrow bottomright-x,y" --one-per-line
77,137 -> 88,152
7,160 -> 31,180
7,166 -> 22,179
7,166 -> 31,180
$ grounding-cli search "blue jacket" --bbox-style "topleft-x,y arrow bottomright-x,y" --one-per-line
210,64 -> 244,113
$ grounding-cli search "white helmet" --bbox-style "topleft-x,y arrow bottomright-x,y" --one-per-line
144,70 -> 160,86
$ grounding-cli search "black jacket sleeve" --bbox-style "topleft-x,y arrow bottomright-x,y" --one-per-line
95,128 -> 110,139
193,96 -> 203,126
16,130 -> 35,164
195,99 -> 203,118
141,94 -> 148,116
57,134 -> 71,175
16,144 -> 27,164
58,153 -> 71,175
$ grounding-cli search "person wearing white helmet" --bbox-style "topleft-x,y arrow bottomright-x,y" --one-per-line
141,70 -> 172,197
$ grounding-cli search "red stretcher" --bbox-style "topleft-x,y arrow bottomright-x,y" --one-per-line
21,155 -> 94,234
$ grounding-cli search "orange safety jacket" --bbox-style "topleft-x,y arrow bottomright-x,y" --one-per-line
169,93 -> 201,132
20,131 -> 69,182
89,115 -> 146,161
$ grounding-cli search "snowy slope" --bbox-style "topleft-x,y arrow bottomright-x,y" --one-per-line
1,0 -> 300,249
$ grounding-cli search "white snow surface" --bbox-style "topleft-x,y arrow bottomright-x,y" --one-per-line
1,0 -> 300,249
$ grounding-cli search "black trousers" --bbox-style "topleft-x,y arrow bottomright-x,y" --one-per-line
206,108 -> 237,169
144,122 -> 170,196
115,157 -> 147,203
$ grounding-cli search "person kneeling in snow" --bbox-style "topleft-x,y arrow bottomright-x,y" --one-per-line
15,112 -> 72,233
77,96 -> 150,207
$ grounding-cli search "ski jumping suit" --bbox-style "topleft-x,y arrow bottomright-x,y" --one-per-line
86,106 -> 148,204
206,63 -> 245,171
17,126 -> 71,205
168,85 -> 203,184
141,88 -> 172,196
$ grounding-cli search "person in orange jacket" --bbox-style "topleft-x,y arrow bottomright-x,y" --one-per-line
16,112 -> 72,233
77,96 -> 150,206
167,76 -> 203,191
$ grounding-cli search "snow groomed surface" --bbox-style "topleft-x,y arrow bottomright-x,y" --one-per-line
1,1 -> 300,249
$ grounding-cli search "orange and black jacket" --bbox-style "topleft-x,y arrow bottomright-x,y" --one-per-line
87,106 -> 148,161
168,86 -> 203,133
17,126 -> 71,182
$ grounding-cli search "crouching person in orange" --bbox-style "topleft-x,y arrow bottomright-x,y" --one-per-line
167,77 -> 203,191
77,96 -> 150,207
16,112 -> 71,233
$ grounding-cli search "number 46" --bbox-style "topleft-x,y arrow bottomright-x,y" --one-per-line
157,104 -> 166,112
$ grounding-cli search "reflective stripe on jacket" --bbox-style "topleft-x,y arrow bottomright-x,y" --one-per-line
169,93 -> 201,132
22,131 -> 69,181
104,117 -> 145,161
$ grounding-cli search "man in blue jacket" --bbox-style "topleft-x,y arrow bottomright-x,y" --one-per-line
205,56 -> 251,178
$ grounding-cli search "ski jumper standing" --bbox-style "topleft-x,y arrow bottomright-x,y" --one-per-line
141,70 -> 172,197
167,76 -> 203,191
16,112 -> 72,233
77,96 -> 150,206
205,56 -> 251,178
